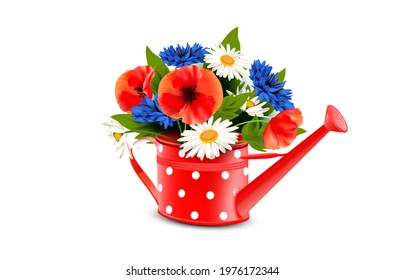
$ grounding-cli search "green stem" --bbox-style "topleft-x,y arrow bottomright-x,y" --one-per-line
184,124 -> 187,131
177,120 -> 183,134
236,119 -> 270,127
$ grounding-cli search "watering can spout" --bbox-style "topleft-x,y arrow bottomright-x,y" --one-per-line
236,105 -> 348,216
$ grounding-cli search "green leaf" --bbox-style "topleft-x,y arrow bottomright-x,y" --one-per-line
219,76 -> 241,95
277,68 -> 286,84
150,75 -> 159,94
220,27 -> 240,51
213,93 -> 253,121
241,116 -> 266,152
262,102 -> 275,117
110,114 -> 169,140
110,114 -> 139,131
259,120 -> 268,135
145,46 -> 169,78
132,122 -> 168,139
296,127 -> 307,136
146,46 -> 170,93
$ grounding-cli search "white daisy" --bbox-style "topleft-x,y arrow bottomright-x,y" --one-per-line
204,44 -> 250,81
103,117 -> 131,158
241,96 -> 269,117
178,116 -> 239,160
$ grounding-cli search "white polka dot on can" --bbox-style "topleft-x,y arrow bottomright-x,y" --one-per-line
178,189 -> 185,198
221,171 -> 230,180
158,144 -> 163,153
192,171 -> 200,180
158,184 -> 163,192
219,212 -> 228,220
234,150 -> 241,159
243,167 -> 249,176
178,149 -> 185,158
166,167 -> 173,175
191,211 -> 199,220
165,205 -> 172,214
206,191 -> 215,200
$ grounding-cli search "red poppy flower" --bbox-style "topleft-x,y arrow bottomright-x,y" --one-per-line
158,65 -> 223,124
115,66 -> 155,112
263,108 -> 303,149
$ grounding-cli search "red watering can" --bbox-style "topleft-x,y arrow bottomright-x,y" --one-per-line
129,105 -> 347,226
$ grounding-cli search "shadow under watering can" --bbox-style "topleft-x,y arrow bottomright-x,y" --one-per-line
129,105 -> 348,226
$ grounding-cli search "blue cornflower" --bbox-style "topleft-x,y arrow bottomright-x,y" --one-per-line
249,60 -> 294,112
131,96 -> 177,129
159,43 -> 208,68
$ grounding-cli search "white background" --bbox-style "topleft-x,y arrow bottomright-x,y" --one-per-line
1,0 -> 403,279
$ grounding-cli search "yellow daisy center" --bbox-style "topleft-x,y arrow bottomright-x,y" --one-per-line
113,132 -> 123,142
200,129 -> 219,144
220,54 -> 235,66
246,100 -> 255,109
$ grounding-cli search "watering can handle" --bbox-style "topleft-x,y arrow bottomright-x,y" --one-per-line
129,138 -> 159,205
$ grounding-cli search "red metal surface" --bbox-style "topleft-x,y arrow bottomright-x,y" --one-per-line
155,134 -> 250,225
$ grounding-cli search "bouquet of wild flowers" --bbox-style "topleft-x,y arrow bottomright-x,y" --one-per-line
104,27 -> 305,160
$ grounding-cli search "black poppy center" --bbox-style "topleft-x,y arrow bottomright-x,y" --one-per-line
182,85 -> 198,104
134,83 -> 146,98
